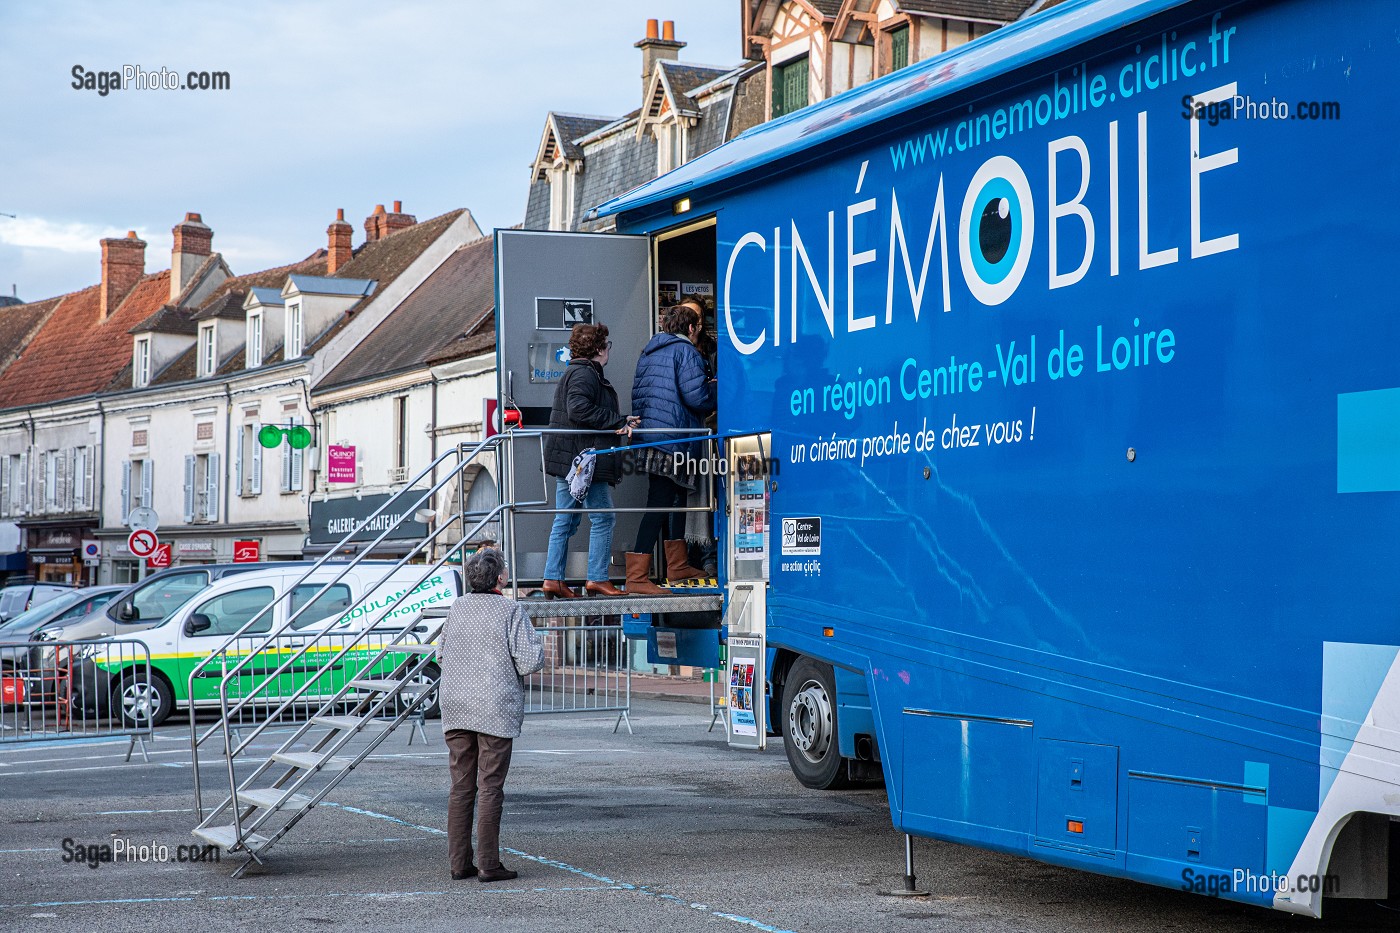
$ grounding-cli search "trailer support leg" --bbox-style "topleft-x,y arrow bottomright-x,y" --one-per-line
878,834 -> 929,897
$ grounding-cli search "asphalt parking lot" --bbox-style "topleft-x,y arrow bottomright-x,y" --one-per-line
5,697 -> 1400,932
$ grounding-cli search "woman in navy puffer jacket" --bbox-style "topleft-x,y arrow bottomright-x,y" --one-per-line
626,302 -> 715,592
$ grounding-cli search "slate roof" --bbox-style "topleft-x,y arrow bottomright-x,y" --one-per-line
898,0 -> 1035,20
552,114 -> 613,160
808,0 -> 842,16
0,296 -> 59,378
0,272 -> 171,409
246,287 -> 285,306
284,274 -> 375,297
189,289 -> 249,322
656,61 -> 731,117
318,234 -> 495,391
130,303 -> 200,335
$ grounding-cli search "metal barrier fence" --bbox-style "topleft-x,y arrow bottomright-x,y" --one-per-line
0,637 -> 155,761
205,625 -> 438,732
526,623 -> 632,733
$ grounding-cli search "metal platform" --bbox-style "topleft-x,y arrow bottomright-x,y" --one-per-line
421,593 -> 722,620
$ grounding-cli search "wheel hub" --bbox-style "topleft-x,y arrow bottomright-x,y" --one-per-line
788,679 -> 833,764
123,683 -> 156,722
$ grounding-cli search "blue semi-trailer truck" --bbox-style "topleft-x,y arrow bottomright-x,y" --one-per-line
503,0 -> 1400,916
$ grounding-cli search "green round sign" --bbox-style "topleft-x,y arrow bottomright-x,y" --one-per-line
258,425 -> 285,449
287,425 -> 313,450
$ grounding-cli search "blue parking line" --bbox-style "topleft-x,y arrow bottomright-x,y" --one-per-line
0,887 -> 629,910
328,802 -> 795,933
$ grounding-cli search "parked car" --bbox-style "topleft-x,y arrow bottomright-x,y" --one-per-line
0,582 -> 74,622
34,561 -> 361,644
64,564 -> 460,727
0,587 -> 125,696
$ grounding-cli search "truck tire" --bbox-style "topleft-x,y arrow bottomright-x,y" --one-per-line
782,656 -> 852,789
113,669 -> 173,728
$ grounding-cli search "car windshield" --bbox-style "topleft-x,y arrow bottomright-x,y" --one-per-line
0,589 -> 29,616
0,590 -> 88,641
113,572 -> 211,624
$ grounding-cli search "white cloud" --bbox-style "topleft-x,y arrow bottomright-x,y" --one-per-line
0,215 -> 156,254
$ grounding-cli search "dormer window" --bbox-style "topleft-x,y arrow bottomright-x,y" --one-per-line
133,337 -> 151,388
198,323 -> 217,377
246,312 -> 263,368
286,302 -> 303,358
548,164 -> 575,231
656,121 -> 689,174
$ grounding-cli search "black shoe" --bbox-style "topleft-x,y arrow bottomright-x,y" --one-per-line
477,866 -> 518,883
452,865 -> 478,880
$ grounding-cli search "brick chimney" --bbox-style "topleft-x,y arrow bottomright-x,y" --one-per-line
327,208 -> 354,273
100,231 -> 146,321
364,204 -> 387,243
364,201 -> 416,243
382,200 -> 417,238
635,19 -> 685,99
170,212 -> 212,301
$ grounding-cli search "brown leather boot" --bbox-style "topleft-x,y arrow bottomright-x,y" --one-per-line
624,553 -> 668,595
664,540 -> 704,581
542,579 -> 577,599
584,579 -> 624,596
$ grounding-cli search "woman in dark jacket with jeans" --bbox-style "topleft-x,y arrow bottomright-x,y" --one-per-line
541,323 -> 635,598
625,302 -> 716,593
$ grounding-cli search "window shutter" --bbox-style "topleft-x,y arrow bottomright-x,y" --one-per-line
18,452 -> 28,514
1,458 -> 9,518
183,455 -> 196,523
55,450 -> 70,512
120,460 -> 132,523
290,417 -> 305,492
83,447 -> 95,510
73,448 -> 85,510
235,428 -> 244,498
141,459 -> 153,509
37,452 -> 48,513
251,434 -> 263,495
206,453 -> 220,522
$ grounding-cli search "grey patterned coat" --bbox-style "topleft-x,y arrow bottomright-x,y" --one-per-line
438,593 -> 545,738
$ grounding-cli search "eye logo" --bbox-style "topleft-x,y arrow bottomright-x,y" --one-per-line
959,155 -> 1035,306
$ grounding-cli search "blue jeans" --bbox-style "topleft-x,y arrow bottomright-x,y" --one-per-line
543,478 -> 616,582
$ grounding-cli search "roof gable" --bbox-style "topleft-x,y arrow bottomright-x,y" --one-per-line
316,234 -> 495,391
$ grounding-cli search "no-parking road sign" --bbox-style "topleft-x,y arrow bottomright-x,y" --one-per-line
127,529 -> 159,558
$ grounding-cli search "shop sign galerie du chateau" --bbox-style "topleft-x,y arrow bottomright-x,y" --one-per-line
309,493 -> 429,545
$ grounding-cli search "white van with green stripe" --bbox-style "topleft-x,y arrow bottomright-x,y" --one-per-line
74,565 -> 459,727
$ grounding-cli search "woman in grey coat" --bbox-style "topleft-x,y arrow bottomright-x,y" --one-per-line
439,548 -> 545,882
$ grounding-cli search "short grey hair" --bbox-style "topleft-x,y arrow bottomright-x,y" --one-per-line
464,548 -> 506,593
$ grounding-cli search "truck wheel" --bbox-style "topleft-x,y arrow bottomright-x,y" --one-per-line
782,656 -> 852,790
113,670 -> 173,728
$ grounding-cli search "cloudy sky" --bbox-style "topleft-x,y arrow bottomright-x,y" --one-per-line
0,1 -> 737,301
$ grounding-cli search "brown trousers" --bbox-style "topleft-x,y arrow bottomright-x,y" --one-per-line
445,729 -> 514,873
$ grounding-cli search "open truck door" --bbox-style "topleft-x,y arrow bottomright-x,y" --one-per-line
494,229 -> 655,584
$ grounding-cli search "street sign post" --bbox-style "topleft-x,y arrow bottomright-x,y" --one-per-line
127,529 -> 158,559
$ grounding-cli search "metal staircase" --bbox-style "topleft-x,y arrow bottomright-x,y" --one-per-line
188,436 -> 519,876
187,428 -> 723,876
193,608 -> 451,876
